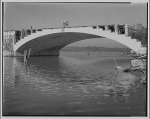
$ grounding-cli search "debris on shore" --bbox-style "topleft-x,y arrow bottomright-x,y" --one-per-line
123,54 -> 147,84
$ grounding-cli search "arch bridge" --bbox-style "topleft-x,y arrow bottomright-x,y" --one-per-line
8,24 -> 147,56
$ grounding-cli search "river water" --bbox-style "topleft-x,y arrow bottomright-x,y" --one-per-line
3,52 -> 146,116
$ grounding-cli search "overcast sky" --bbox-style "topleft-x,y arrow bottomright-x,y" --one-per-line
4,2 -> 147,48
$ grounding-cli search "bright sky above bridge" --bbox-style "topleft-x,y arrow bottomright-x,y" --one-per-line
4,2 -> 147,48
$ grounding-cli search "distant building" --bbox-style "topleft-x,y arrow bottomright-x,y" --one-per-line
133,23 -> 147,46
3,30 -> 15,51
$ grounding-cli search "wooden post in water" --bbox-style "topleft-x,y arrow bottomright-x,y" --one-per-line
114,58 -> 118,66
114,58 -> 123,72
24,50 -> 27,64
27,48 -> 31,60
24,48 -> 31,64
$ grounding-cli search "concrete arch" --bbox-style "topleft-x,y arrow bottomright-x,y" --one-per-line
14,27 -> 142,56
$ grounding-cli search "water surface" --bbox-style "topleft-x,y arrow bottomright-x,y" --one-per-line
3,52 -> 146,116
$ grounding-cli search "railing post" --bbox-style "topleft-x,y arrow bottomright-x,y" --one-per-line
125,24 -> 128,36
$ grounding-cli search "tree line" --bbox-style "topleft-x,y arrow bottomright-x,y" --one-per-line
61,46 -> 131,52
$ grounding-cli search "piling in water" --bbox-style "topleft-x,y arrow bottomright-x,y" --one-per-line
27,48 -> 31,60
24,48 -> 31,64
24,50 -> 27,64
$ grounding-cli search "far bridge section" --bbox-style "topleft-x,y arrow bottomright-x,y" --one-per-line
3,23 -> 147,57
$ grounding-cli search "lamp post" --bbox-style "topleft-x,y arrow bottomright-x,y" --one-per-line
63,21 -> 69,28
62,21 -> 69,32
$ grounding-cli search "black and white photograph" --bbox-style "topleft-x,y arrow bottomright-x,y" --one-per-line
1,0 -> 149,118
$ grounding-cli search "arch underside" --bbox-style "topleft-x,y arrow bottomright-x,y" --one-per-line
16,32 -> 127,54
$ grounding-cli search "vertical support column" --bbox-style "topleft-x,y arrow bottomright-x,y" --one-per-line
20,30 -> 22,39
115,24 -> 118,33
105,25 -> 108,30
27,48 -> 31,59
13,32 -> 16,56
31,26 -> 33,33
125,24 -> 128,36
12,35 -> 15,51
13,32 -> 16,44
24,50 -> 27,64
19,30 -> 22,41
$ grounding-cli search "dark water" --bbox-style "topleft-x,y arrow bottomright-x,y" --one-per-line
3,52 -> 146,116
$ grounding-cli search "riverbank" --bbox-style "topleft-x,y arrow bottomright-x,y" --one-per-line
129,70 -> 147,84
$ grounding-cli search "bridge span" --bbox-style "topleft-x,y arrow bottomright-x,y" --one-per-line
3,24 -> 147,56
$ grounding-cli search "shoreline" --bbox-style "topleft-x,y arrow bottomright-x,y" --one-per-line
127,70 -> 147,84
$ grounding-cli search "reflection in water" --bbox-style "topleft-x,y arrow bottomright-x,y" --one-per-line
3,52 -> 146,116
